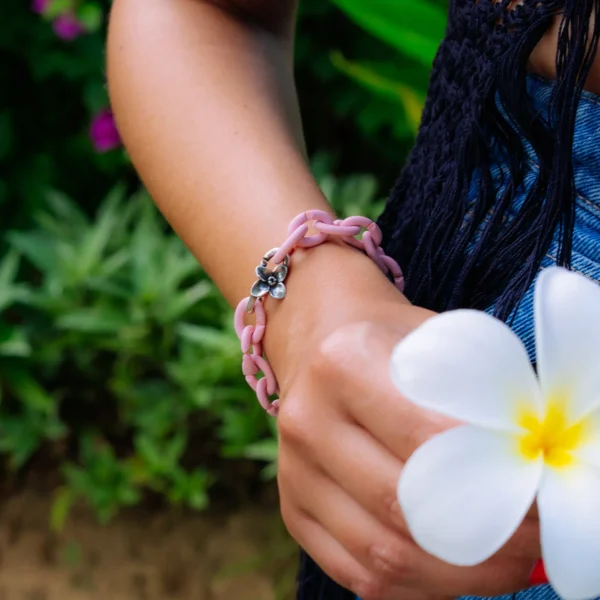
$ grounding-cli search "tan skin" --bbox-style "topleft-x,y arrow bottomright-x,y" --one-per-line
531,13 -> 600,91
107,2 -> 596,599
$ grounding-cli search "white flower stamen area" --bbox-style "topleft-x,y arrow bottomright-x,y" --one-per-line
517,393 -> 586,468
390,267 -> 600,600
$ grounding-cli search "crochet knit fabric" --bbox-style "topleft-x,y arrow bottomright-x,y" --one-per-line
379,0 -> 598,320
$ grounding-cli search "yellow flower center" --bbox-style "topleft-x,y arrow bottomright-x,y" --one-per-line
518,397 -> 585,468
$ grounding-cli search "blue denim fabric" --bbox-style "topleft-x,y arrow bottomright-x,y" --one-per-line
459,587 -> 566,600
358,75 -> 600,600
357,584 -> 562,599
487,75 -> 600,362
357,586 -> 564,600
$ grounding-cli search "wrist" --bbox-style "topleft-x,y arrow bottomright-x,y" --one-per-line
234,210 -> 434,413
262,241 -> 416,389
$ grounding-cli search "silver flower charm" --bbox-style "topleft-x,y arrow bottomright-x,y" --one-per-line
246,249 -> 291,314
251,264 -> 288,300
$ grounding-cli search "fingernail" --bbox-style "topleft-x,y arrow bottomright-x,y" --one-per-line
529,559 -> 548,587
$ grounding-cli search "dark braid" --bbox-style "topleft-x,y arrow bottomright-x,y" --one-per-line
379,0 -> 600,321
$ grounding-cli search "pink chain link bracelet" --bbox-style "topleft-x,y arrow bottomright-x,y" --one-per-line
234,210 -> 405,416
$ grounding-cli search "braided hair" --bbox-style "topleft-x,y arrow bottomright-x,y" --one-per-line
298,0 -> 600,597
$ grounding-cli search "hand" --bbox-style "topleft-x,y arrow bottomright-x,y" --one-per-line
267,243 -> 541,600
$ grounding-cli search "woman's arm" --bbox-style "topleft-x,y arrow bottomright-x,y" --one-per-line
107,0 -> 407,388
108,0 -> 320,304
107,2 -> 541,597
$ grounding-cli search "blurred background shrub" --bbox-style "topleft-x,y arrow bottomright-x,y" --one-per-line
0,0 -> 447,524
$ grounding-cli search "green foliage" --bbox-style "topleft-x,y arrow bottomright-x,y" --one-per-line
1,1 -> 128,225
332,0 -> 447,67
330,0 -> 447,140
1,0 -> 446,524
0,176 -> 384,523
1,187 -> 267,521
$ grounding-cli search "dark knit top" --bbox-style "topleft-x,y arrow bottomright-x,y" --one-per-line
379,0 -> 600,321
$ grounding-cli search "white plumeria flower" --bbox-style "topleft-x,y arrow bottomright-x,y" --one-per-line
390,267 -> 600,600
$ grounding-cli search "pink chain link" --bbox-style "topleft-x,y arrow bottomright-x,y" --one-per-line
234,210 -> 405,416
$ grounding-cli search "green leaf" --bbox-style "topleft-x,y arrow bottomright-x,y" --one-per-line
7,231 -> 57,273
176,323 -> 237,353
0,250 -> 21,312
50,487 -> 75,532
0,324 -> 30,357
77,183 -> 126,277
0,251 -> 18,287
160,281 -> 213,322
165,432 -> 187,464
0,419 -> 41,470
135,435 -> 164,472
332,0 -> 446,67
261,462 -> 278,480
135,433 -> 187,475
244,438 -> 279,462
85,276 -> 130,299
83,80 -> 109,114
0,407 -> 65,470
218,406 -> 270,457
56,306 -> 130,334
1,364 -> 55,413
44,190 -> 89,232
77,3 -> 103,32
46,0 -> 75,19
332,52 -> 425,136
130,202 -> 163,299
167,468 -> 211,510
97,249 -> 130,278
185,475 -> 211,510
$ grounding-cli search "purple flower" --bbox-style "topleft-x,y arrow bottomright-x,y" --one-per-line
31,0 -> 50,14
52,13 -> 86,41
90,110 -> 121,153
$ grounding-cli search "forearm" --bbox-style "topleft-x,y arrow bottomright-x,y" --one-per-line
107,0 -> 419,382
107,0 -> 331,304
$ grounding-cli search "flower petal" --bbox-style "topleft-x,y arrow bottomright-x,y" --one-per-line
538,464 -> 600,600
398,425 -> 542,566
269,283 -> 286,299
572,409 -> 600,468
535,267 -> 600,421
256,266 -> 272,281
390,310 -> 542,432
250,280 -> 269,297
274,265 -> 288,282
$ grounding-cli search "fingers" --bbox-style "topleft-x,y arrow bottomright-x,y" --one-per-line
500,518 -> 541,560
281,505 -> 446,600
316,419 -> 541,561
526,502 -> 540,520
315,321 -> 455,460
318,421 -> 409,538
279,450 -> 418,588
281,451 -> 534,597
278,319 -> 540,599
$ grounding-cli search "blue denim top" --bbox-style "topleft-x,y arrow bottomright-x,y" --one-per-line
360,74 -> 600,600
488,75 -> 600,365
459,75 -> 600,600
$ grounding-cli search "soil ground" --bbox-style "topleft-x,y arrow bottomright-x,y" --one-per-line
0,488 -> 297,600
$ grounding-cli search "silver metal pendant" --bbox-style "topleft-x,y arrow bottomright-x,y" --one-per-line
247,248 -> 290,313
